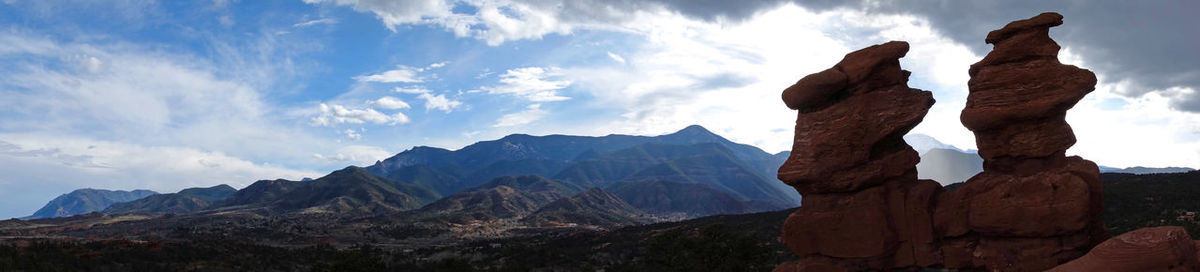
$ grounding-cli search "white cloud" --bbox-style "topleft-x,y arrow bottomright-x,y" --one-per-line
312,145 -> 394,166
427,62 -> 446,69
549,5 -> 978,156
302,0 -> 452,31
483,67 -> 571,102
354,66 -> 423,83
607,51 -> 626,64
556,5 -> 848,152
343,129 -> 362,140
368,96 -> 411,109
418,92 -> 463,113
394,87 -> 431,94
293,18 -> 337,28
493,104 -> 548,127
311,103 -> 410,126
385,86 -> 461,113
0,32 -> 329,165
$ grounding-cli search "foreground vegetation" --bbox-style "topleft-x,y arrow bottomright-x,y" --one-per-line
0,210 -> 794,271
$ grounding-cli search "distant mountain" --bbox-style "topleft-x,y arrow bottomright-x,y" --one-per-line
462,159 -> 570,189
378,165 -> 464,197
621,145 -> 795,208
25,189 -> 158,219
218,179 -> 303,208
904,134 -> 966,155
917,148 -> 984,185
468,175 -> 586,197
522,188 -> 651,228
409,175 -> 588,224
412,186 -> 548,224
276,166 -> 439,213
221,166 -> 439,214
364,125 -> 801,206
1099,166 -> 1196,175
103,185 -> 236,215
606,179 -> 751,218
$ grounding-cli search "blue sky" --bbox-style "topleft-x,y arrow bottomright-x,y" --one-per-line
1,0 -> 1199,218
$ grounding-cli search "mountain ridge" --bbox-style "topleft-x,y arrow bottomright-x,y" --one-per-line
103,185 -> 236,215
25,189 -> 158,219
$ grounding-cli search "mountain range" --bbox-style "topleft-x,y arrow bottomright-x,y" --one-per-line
20,125 -> 803,229
25,127 -> 1196,229
103,185 -> 235,215
363,125 -> 798,207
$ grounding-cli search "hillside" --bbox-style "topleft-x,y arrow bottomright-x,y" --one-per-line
606,179 -> 752,218
1102,171 -> 1200,235
522,188 -> 652,228
25,189 -> 158,219
217,179 -> 303,208
273,166 -> 440,214
412,185 -> 548,224
103,185 -> 236,215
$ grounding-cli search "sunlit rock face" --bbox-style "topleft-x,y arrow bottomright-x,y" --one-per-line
775,12 -> 1122,271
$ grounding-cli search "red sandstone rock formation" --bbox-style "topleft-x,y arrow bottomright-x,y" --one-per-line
777,40 -> 940,270
775,12 -> 1114,272
940,12 -> 1106,271
1050,226 -> 1200,271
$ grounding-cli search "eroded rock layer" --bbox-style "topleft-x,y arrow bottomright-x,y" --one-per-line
777,40 -> 939,270
940,12 -> 1106,271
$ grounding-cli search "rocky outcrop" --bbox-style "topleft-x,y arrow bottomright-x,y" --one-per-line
776,12 -> 1113,271
937,12 -> 1105,271
777,40 -> 941,270
1050,226 -> 1200,271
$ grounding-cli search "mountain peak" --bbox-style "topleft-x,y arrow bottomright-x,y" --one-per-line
674,124 -> 714,135
660,125 -> 724,143
330,165 -> 369,175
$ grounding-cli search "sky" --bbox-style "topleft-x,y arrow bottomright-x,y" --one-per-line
1,0 -> 1198,218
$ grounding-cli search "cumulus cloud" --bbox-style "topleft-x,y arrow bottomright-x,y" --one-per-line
316,0 -> 1200,114
312,103 -> 410,126
483,67 -> 571,102
385,86 -> 461,113
368,96 -> 411,109
418,92 -> 463,113
343,129 -> 362,140
493,104 -> 548,127
792,0 -> 1200,113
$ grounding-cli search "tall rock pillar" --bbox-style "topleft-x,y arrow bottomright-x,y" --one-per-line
941,12 -> 1107,271
775,41 -> 941,270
